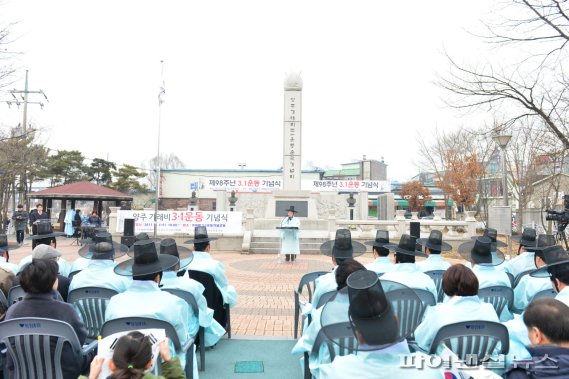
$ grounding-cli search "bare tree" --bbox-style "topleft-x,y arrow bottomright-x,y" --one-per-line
0,22 -> 17,90
141,153 -> 185,190
439,0 -> 569,150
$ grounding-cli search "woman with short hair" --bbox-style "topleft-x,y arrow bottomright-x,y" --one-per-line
414,263 -> 499,352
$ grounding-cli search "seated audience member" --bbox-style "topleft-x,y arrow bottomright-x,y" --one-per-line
514,240 -> 561,311
416,230 -> 452,272
86,211 -> 101,226
317,269 -> 443,378
364,230 -> 395,275
459,236 -> 513,321
0,250 -> 15,320
477,228 -> 515,276
159,238 -> 226,347
70,232 -> 126,276
414,263 -> 499,353
15,245 -> 71,301
309,229 -> 366,311
504,298 -> 569,378
509,228 -> 538,277
184,226 -> 237,307
0,239 -> 19,274
22,222 -> 71,276
69,239 -> 130,293
291,259 -> 366,377
105,240 -> 197,375
83,333 -> 184,379
5,258 -> 87,379
381,234 -> 438,300
530,250 -> 569,306
505,247 -> 569,365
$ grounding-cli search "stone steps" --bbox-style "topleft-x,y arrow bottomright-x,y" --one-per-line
250,236 -> 330,254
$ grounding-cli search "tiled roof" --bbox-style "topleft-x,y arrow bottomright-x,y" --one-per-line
29,181 -> 132,200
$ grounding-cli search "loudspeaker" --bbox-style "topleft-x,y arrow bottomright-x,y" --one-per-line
121,235 -> 136,247
124,218 -> 135,236
410,221 -> 422,253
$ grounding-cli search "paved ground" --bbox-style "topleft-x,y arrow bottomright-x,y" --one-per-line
7,234 -> 491,338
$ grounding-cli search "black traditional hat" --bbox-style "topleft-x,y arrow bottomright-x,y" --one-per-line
530,246 -> 569,278
320,229 -> 366,258
364,230 -> 390,249
79,242 -> 122,260
26,221 -> 65,240
384,234 -> 426,257
159,238 -> 193,270
135,232 -> 161,243
0,234 -> 20,251
527,234 -> 556,252
417,230 -> 452,252
471,228 -> 507,248
285,205 -> 298,213
320,272 -> 418,351
184,226 -> 219,244
114,240 -> 178,277
459,237 -> 505,266
511,228 -> 537,248
78,232 -> 128,259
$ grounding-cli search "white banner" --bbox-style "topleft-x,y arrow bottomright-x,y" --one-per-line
204,177 -> 283,192
117,210 -> 242,235
311,180 -> 391,192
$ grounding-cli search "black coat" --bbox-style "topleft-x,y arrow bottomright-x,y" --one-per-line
29,210 -> 49,226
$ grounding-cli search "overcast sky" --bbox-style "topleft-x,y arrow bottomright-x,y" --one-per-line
1,0 -> 495,182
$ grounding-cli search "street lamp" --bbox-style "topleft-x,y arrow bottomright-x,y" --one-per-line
492,134 -> 512,206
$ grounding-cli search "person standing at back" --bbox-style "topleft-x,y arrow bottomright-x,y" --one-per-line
11,204 -> 28,246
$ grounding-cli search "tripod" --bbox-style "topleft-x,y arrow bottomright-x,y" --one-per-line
554,222 -> 569,250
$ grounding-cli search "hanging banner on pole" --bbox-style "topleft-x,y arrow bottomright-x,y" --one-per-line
311,180 -> 391,192
116,210 -> 242,235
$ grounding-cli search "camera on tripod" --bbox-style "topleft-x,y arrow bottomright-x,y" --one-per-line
545,195 -> 569,225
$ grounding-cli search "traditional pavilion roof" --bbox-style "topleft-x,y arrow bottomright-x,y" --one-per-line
28,180 -> 132,201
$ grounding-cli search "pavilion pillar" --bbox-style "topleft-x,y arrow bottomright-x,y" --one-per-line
97,201 -> 103,221
58,199 -> 67,232
71,199 -> 76,210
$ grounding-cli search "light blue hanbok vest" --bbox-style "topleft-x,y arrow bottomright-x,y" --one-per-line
381,263 -> 438,301
68,260 -> 131,293
318,341 -> 443,379
365,257 -> 395,275
416,254 -> 451,272
161,271 -> 226,347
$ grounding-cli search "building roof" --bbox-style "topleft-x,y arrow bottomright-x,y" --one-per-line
28,181 -> 133,201
323,168 -> 360,176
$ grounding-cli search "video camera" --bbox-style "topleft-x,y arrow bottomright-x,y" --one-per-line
545,195 -> 569,225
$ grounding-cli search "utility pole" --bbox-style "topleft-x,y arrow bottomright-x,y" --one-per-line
1,70 -> 48,209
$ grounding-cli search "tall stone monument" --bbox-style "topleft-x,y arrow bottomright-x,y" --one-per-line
265,72 -> 317,219
283,72 -> 302,190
